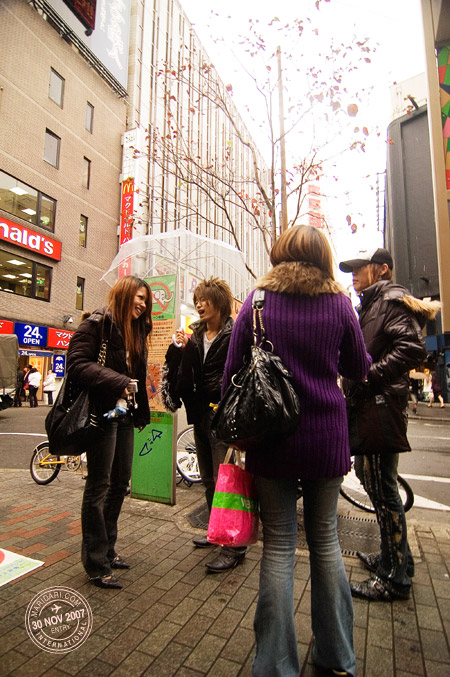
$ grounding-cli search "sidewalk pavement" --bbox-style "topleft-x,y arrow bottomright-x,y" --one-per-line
0,416 -> 449,675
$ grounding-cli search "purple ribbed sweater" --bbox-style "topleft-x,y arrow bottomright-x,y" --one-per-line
222,289 -> 371,480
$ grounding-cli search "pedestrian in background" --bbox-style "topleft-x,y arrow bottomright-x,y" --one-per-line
67,275 -> 152,589
13,367 -> 25,407
43,369 -> 57,406
162,277 -> 245,572
223,225 -> 371,677
27,366 -> 41,407
428,370 -> 445,408
339,247 -> 440,601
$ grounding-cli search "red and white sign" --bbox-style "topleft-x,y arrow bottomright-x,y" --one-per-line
47,328 -> 74,349
120,179 -> 134,246
0,319 -> 14,334
0,217 -> 62,261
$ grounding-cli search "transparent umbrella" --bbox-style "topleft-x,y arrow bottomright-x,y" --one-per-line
101,229 -> 249,294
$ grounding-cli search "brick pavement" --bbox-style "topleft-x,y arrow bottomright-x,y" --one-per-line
0,464 -> 449,676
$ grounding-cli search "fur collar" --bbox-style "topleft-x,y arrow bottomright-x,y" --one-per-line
256,262 -> 345,296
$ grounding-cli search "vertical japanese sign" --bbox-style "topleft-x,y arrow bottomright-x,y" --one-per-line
120,178 -> 134,245
131,275 -> 177,504
119,178 -> 134,278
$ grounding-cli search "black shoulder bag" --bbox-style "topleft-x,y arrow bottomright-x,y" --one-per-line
45,340 -> 108,455
211,289 -> 301,450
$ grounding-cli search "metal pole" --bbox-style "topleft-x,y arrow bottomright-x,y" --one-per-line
277,46 -> 288,234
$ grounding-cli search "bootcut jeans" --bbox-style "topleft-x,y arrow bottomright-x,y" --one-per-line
252,475 -> 355,677
81,418 -> 134,578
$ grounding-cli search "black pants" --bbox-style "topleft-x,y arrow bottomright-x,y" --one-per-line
46,391 -> 54,405
81,418 -> 134,578
28,386 -> 38,407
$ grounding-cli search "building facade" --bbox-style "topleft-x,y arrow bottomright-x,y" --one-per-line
0,0 -> 128,386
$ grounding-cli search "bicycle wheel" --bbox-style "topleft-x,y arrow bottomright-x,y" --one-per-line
30,442 -> 61,485
340,465 -> 414,513
176,427 -> 202,484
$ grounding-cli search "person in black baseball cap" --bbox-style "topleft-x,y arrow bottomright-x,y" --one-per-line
339,245 -> 440,601
339,247 -> 393,273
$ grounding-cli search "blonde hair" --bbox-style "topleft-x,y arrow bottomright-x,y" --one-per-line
365,263 -> 393,285
270,225 -> 334,278
193,277 -> 233,326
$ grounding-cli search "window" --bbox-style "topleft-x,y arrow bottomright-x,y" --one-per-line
86,102 -> 94,132
76,276 -> 85,310
44,129 -> 61,168
0,169 -> 56,231
82,157 -> 91,188
49,68 -> 65,107
0,249 -> 51,301
79,215 -> 87,247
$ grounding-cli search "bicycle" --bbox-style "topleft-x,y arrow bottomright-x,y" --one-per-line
175,425 -> 414,513
30,440 -> 87,485
176,427 -> 202,486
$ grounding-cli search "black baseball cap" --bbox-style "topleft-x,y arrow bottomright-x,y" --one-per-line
339,247 -> 393,273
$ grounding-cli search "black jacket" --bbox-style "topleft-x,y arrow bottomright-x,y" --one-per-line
356,281 -> 439,402
162,317 -> 233,424
67,308 -> 150,429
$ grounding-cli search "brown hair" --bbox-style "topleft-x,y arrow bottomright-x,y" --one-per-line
365,263 -> 393,285
193,277 -> 233,326
106,276 -> 152,373
270,225 -> 334,278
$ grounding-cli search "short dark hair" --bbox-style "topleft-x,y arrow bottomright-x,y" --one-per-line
193,277 -> 233,325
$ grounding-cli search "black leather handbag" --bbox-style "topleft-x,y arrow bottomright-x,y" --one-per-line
211,289 -> 301,450
45,341 -> 107,455
346,384 -> 411,455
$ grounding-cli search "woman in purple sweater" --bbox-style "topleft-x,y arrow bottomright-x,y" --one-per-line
222,226 -> 371,677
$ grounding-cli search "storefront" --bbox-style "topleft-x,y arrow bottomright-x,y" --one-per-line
0,319 -> 72,403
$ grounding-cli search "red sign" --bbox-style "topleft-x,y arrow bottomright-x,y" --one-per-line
47,328 -> 74,349
120,179 -> 134,245
0,217 -> 62,261
64,0 -> 97,30
0,319 -> 14,334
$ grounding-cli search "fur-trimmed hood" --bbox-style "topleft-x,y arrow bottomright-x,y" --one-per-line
360,281 -> 441,324
256,261 -> 345,296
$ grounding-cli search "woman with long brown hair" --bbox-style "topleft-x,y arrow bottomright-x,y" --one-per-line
67,276 -> 152,588
223,226 -> 371,676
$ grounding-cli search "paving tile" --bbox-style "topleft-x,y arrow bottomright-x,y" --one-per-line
365,643 -> 394,676
109,649 -> 155,676
183,633 -> 227,672
97,626 -> 148,667
209,656 -> 242,677
140,641 -> 191,677
394,636 -> 425,675
208,606 -> 244,639
419,627 -> 450,663
367,615 -> 393,650
424,659 -> 450,676
137,620 -> 181,657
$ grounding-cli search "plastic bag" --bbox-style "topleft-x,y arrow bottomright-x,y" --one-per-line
207,450 -> 259,547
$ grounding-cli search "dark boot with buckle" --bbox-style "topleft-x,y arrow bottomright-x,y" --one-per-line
111,555 -> 130,569
193,537 -> 215,548
205,547 -> 246,573
357,550 -> 415,578
351,576 -> 411,601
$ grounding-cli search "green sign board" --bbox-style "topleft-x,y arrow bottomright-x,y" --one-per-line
131,412 -> 175,504
147,274 -> 177,320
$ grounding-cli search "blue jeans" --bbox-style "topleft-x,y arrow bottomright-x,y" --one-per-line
81,418 -> 134,578
355,453 -> 414,589
253,476 -> 355,677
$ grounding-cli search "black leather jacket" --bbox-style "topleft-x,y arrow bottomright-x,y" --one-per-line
162,317 -> 233,424
356,281 -> 432,402
67,309 -> 151,429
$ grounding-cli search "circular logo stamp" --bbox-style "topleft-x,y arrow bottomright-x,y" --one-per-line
25,586 -> 93,653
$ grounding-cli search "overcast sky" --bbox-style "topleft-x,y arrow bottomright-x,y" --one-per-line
179,0 -> 427,264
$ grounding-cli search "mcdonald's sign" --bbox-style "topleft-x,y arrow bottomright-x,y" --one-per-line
120,178 -> 134,245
